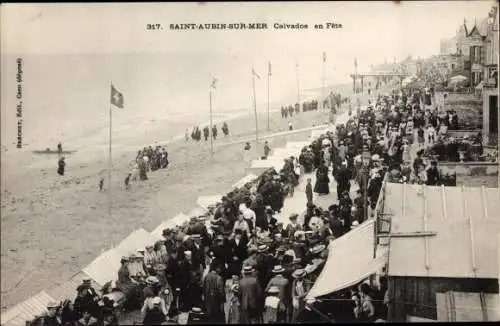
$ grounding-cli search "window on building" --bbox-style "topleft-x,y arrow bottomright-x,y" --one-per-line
451,63 -> 456,70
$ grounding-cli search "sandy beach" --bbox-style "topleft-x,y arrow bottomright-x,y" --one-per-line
0,106 -> 331,311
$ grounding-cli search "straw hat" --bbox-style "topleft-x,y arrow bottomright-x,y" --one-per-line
243,265 -> 255,274
267,286 -> 280,294
292,269 -> 306,279
257,244 -> 269,253
191,307 -> 202,313
309,244 -> 326,255
272,265 -> 285,274
146,276 -> 160,285
47,301 -> 59,309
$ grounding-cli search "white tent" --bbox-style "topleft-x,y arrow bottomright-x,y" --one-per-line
307,219 -> 386,299
171,212 -> 192,225
286,141 -> 310,150
114,228 -> 153,256
82,249 -> 122,286
310,129 -> 328,140
1,291 -> 55,326
248,159 -> 284,174
197,195 -> 223,210
231,173 -> 258,189
150,214 -> 191,240
272,147 -> 301,160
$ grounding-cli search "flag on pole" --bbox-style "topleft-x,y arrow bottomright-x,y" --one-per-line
110,84 -> 124,108
268,62 -> 272,76
211,77 -> 218,89
323,52 -> 327,63
252,68 -> 260,80
354,57 -> 358,68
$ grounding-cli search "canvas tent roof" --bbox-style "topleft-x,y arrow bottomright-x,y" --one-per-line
307,219 -> 386,299
231,173 -> 258,189
81,248 -> 122,286
187,207 -> 206,218
383,183 -> 500,279
272,148 -> 301,160
197,195 -> 223,210
286,141 -> 310,150
1,291 -> 54,326
47,271 -> 100,303
310,129 -> 329,140
248,159 -> 284,174
114,228 -> 153,257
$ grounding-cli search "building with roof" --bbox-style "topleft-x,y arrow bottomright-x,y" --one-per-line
379,182 -> 500,322
481,5 -> 499,146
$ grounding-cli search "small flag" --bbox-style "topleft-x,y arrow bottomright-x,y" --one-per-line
268,62 -> 272,76
211,77 -> 218,89
323,52 -> 327,63
252,68 -> 260,80
354,57 -> 358,68
110,84 -> 124,108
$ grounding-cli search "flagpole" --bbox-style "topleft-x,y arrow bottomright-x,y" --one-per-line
252,68 -> 259,143
322,54 -> 326,112
108,83 -> 112,216
209,86 -> 214,159
267,62 -> 270,131
296,63 -> 301,112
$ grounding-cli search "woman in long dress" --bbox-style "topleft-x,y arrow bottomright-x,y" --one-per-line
314,162 -> 330,195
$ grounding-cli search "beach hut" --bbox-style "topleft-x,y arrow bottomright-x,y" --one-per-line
47,271 -> 100,303
114,228 -> 153,257
0,291 -> 55,326
272,147 -> 301,160
81,249 -> 122,286
310,129 -> 328,140
247,159 -> 284,175
150,214 -> 187,240
307,219 -> 387,300
197,195 -> 223,210
381,183 -> 500,322
285,141 -> 310,150
187,207 -> 207,219
231,173 -> 258,189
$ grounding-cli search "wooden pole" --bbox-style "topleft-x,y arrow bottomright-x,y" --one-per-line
108,85 -> 112,216
252,68 -> 259,143
209,88 -> 214,158
322,56 -> 326,112
296,63 -> 301,112
267,63 -> 270,131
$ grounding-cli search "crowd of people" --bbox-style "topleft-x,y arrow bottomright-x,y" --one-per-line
187,122 -> 230,143
32,81 -> 493,325
130,146 -> 170,183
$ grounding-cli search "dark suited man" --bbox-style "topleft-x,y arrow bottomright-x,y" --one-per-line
239,266 -> 264,324
335,161 -> 351,200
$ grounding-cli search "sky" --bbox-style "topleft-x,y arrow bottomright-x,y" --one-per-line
1,1 -> 496,79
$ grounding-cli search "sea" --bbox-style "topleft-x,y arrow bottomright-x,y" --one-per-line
1,53 -> 353,183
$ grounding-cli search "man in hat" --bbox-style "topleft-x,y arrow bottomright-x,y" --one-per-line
41,301 -> 63,326
265,265 -> 292,322
263,141 -> 271,159
255,243 -> 275,289
229,228 -> 248,265
291,269 -> 310,321
335,161 -> 352,201
239,265 -> 264,324
265,206 -> 278,234
57,156 -> 66,176
203,263 -> 226,323
305,178 -> 313,205
284,214 -> 302,239
426,160 -> 441,186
